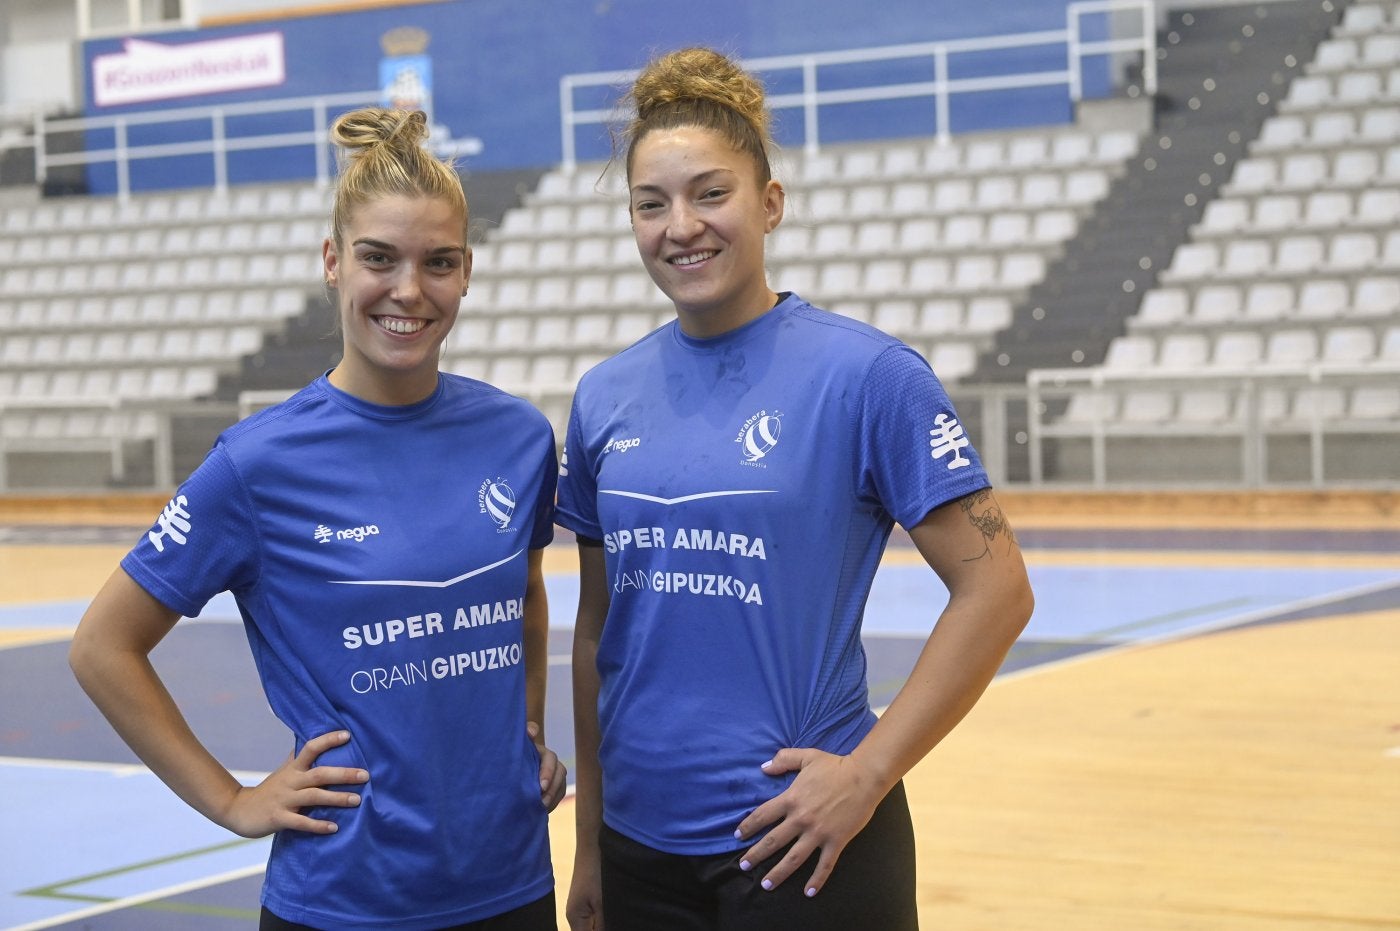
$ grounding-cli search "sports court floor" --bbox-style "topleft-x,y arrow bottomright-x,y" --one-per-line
1,493 -> 1397,930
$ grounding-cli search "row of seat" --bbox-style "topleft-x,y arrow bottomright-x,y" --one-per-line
530,130 -> 1141,205
0,219 -> 323,263
771,252 -> 1047,297
0,326 -> 264,369
1311,33 -> 1400,72
1059,384 -> 1400,426
1253,105 -> 1399,152
827,295 -> 1014,336
1162,231 -> 1400,281
466,251 -> 1048,315
476,210 -> 1078,284
790,170 -> 1111,220
0,410 -> 161,443
446,310 -> 664,354
773,209 -> 1080,257
1196,187 -> 1398,236
0,289 -> 308,332
0,253 -> 323,298
1283,67 -> 1400,111
1336,1 -> 1400,36
1226,145 -> 1400,193
1,183 -> 332,234
0,365 -> 222,402
442,351 -> 609,393
463,272 -> 667,313
1135,277 -> 1400,327
500,169 -> 1114,238
445,297 -> 1012,360
1103,325 -> 1400,371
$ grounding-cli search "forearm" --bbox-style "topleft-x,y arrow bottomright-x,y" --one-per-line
523,552 -> 550,731
571,631 -> 604,842
71,633 -> 243,826
850,592 -> 1029,793
852,494 -> 1034,792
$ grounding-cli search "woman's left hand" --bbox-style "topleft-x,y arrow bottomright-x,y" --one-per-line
733,748 -> 886,897
528,721 -> 568,812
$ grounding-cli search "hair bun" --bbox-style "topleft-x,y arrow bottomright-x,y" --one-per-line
330,107 -> 430,160
630,47 -> 769,140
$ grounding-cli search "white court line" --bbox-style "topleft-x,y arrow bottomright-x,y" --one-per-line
6,864 -> 266,931
0,755 -> 270,783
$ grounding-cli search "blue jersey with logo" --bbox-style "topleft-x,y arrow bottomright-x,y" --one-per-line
121,373 -> 556,930
555,294 -> 990,854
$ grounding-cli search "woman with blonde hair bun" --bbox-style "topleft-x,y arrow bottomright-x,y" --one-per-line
558,48 -> 1033,930
71,107 -> 566,930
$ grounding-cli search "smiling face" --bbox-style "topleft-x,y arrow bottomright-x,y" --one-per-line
322,194 -> 469,405
628,126 -> 784,337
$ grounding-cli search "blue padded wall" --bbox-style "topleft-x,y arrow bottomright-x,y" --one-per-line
79,0 -> 1113,192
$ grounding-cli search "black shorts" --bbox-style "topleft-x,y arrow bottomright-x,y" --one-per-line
599,781 -> 919,931
260,890 -> 556,931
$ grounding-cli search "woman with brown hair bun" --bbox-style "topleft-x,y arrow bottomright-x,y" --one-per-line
557,48 -> 1034,930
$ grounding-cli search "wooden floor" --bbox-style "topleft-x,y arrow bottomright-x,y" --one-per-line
3,489 -> 1397,930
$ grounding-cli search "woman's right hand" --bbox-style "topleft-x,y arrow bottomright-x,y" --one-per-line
566,845 -> 604,931
220,730 -> 369,838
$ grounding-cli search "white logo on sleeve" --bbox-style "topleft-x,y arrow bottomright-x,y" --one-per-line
602,436 -> 641,455
929,413 -> 972,470
148,494 -> 193,552
559,445 -> 569,478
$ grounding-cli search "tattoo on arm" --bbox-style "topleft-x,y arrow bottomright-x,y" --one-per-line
959,489 -> 1018,562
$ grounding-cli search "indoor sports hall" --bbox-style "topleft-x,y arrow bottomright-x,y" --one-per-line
1,0 -> 1397,928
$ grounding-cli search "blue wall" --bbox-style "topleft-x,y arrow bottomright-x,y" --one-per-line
80,0 -> 1114,192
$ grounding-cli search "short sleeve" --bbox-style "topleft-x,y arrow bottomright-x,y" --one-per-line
120,444 -> 260,617
854,346 -> 991,529
554,392 -> 602,539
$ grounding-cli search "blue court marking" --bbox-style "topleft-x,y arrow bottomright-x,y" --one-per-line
1,761 -> 270,928
861,562 -> 1400,642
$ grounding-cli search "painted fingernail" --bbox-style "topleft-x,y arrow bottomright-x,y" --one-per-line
760,759 -> 773,769
734,828 -> 744,840
740,860 -> 752,871
806,887 -> 817,898
761,879 -> 773,891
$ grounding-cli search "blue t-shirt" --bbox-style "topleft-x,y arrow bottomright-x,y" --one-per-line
555,294 -> 990,854
122,373 -> 557,930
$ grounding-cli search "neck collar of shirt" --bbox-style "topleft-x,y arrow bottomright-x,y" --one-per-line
670,292 -> 800,353
315,370 -> 445,421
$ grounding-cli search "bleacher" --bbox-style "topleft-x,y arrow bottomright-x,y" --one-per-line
0,184 -> 326,485
1044,0 -> 1400,481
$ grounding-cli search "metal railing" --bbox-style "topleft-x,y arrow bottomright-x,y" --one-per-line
1026,364 -> 1400,487
33,90 -> 381,201
558,0 -> 1156,170
5,367 -> 1400,491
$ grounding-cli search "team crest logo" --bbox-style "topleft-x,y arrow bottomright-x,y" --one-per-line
478,478 -> 517,531
735,410 -> 782,466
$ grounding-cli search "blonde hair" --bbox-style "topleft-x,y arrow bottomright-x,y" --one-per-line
327,108 -> 467,247
619,47 -> 774,184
